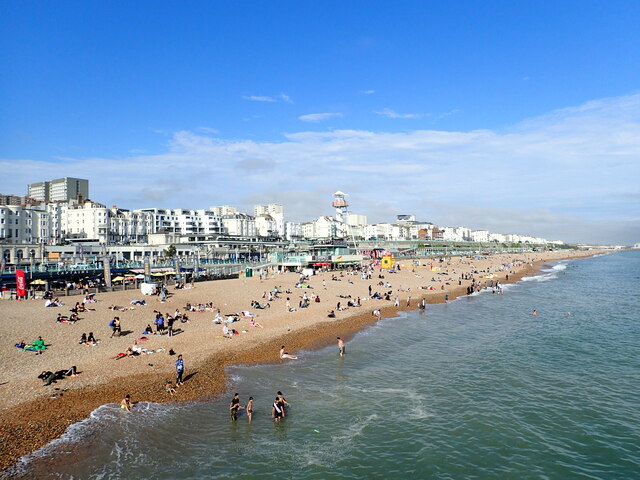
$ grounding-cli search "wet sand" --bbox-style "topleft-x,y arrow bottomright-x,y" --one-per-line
0,250 -> 609,472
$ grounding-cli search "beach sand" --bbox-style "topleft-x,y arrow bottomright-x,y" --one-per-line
0,249 -> 609,472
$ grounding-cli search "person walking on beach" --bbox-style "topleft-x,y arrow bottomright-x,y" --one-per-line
394,296 -> 399,307
406,296 -> 411,307
280,346 -> 298,360
373,309 -> 381,320
175,354 -> 185,386
110,317 -> 121,337
337,337 -> 345,357
230,393 -> 244,420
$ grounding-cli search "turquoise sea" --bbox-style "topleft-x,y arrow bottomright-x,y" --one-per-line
8,250 -> 640,479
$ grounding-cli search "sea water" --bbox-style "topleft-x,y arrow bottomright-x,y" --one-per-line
9,251 -> 640,479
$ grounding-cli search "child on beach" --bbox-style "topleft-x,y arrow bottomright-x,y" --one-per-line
165,380 -> 176,395
121,394 -> 133,412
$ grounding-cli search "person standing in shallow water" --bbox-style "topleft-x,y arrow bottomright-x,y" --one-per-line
277,391 -> 290,417
246,396 -> 254,422
230,393 -> 243,420
272,397 -> 283,422
337,337 -> 345,356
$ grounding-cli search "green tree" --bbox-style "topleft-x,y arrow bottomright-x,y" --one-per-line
164,244 -> 177,258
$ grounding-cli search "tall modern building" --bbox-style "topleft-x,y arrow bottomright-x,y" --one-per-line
28,177 -> 89,202
254,204 -> 284,237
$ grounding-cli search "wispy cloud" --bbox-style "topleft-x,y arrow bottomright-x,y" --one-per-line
298,112 -> 344,122
374,108 -> 423,119
4,93 -> 640,244
242,95 -> 277,102
242,93 -> 293,103
196,126 -> 219,134
360,90 -> 376,95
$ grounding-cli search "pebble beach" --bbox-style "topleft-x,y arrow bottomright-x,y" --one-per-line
0,249 -> 609,473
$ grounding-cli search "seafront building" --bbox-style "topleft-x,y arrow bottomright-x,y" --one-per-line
28,177 -> 89,203
1,183 -> 565,268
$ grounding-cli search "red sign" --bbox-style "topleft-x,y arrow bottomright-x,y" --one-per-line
16,269 -> 26,298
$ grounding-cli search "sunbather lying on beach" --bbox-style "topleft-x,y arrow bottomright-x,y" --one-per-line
25,336 -> 46,354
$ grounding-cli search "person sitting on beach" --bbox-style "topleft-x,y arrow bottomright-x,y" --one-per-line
56,313 -> 69,323
213,313 -> 224,324
15,340 -> 26,349
87,332 -> 97,345
121,394 -> 133,412
45,298 -> 55,307
280,346 -> 298,360
143,324 -> 154,335
327,310 -> 336,318
165,380 -> 176,395
249,318 -> 264,328
79,333 -> 87,344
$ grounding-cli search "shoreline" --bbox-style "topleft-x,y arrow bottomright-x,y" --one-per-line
0,250 -> 609,474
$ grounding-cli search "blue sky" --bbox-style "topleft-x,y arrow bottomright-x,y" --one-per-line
1,1 -> 639,245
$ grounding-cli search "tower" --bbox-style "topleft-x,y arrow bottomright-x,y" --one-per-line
331,191 -> 349,238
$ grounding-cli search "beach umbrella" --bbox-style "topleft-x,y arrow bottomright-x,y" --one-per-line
112,276 -> 125,282
134,274 -> 145,279
30,279 -> 47,285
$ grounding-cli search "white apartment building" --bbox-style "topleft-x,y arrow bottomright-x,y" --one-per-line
222,213 -> 257,237
285,221 -> 303,241
347,214 -> 367,226
28,177 -> 89,202
488,232 -> 507,243
255,215 -> 278,237
470,230 -> 490,242
441,226 -> 471,242
0,205 -> 52,244
254,204 -> 284,236
210,205 -> 239,216
135,208 -> 224,237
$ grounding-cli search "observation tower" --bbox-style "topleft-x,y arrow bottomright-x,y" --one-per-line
332,191 -> 349,226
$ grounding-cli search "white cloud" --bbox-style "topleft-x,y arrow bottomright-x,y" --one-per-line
196,126 -> 219,134
374,108 -> 423,119
242,95 -> 277,102
298,112 -> 344,122
360,90 -> 376,95
3,93 -> 640,244
242,93 -> 293,103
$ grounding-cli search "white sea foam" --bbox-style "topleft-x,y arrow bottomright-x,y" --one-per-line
11,401 -> 180,475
